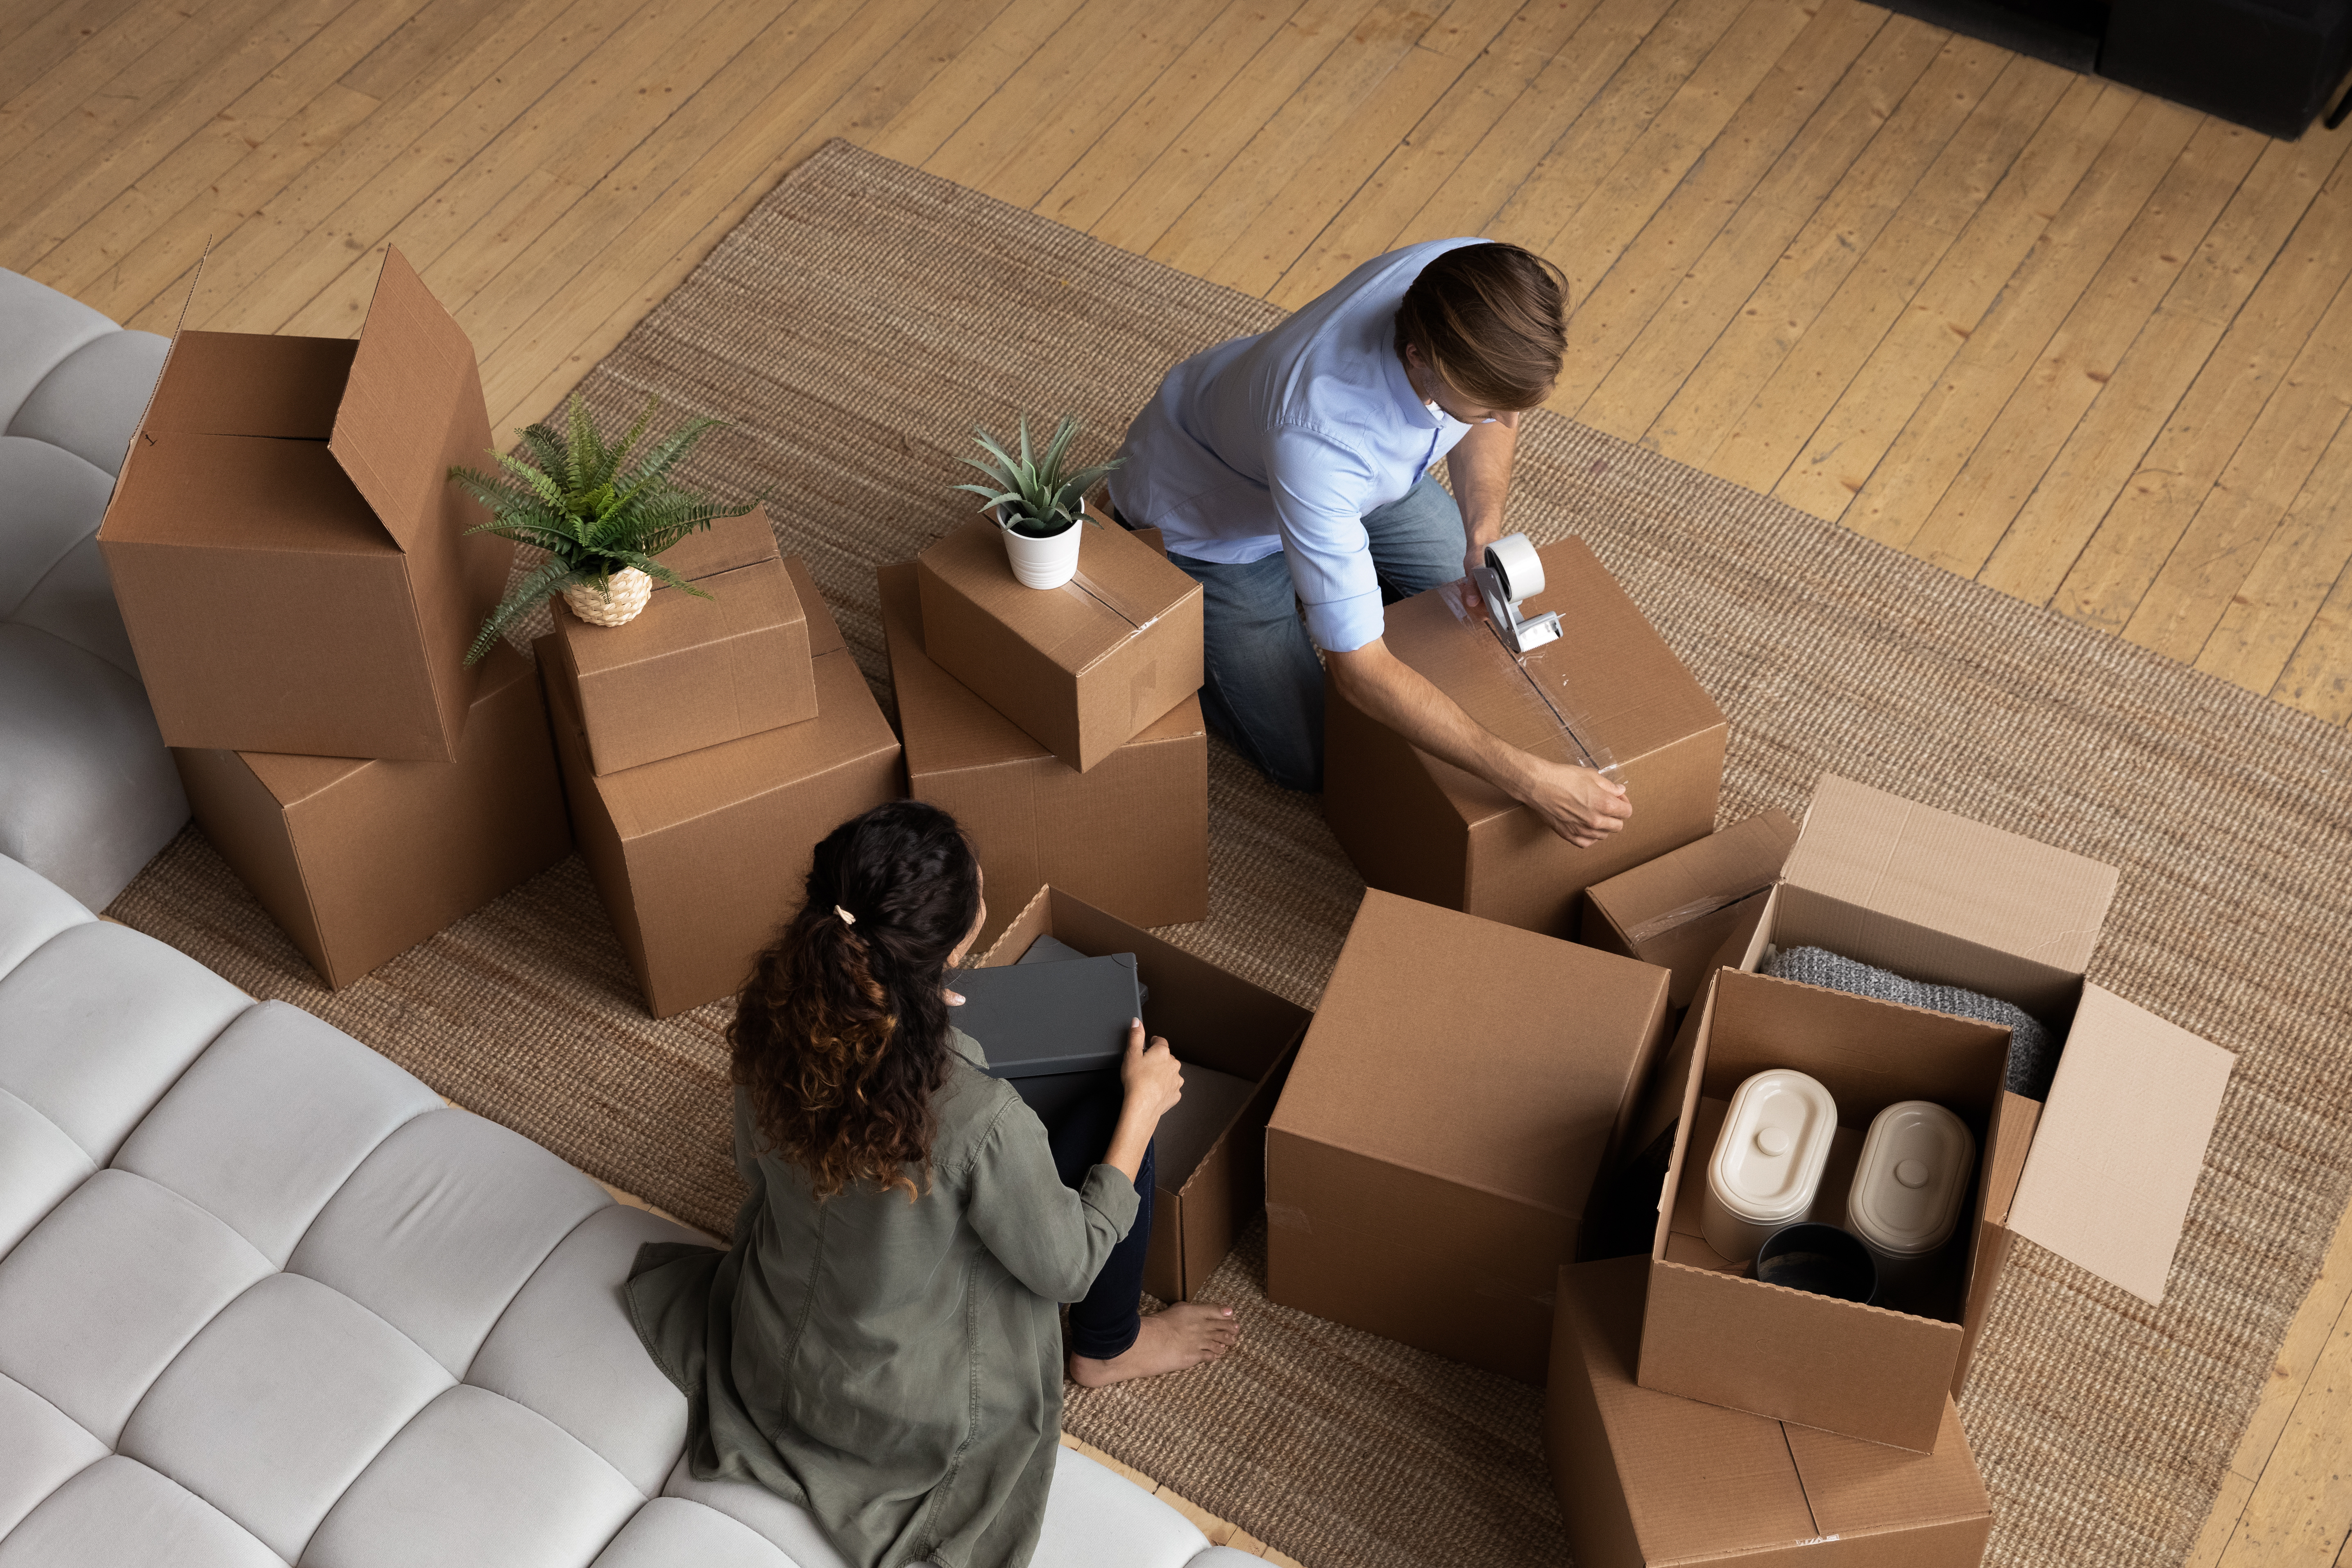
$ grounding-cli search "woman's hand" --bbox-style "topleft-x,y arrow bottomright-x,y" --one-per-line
1119,1019 -> 1183,1122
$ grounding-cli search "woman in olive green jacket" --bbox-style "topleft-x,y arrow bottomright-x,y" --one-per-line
625,801 -> 1237,1568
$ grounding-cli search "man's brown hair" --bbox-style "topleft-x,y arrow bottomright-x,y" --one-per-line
1393,242 -> 1569,412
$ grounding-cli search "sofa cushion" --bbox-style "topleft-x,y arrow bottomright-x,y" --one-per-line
1030,1446 -> 1214,1568
0,854 -> 90,979
0,1090 -> 94,1262
0,1455 -> 279,1568
660,1456 -> 855,1568
0,271 -> 114,431
0,436 -> 111,625
588,1497 -> 799,1568
14,532 -> 139,676
0,1371 -> 107,1541
6,328 -> 169,477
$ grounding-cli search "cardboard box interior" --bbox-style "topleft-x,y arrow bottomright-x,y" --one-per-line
1582,809 -> 1799,1008
974,885 -> 1311,1303
1547,1257 -> 1992,1568
1323,537 -> 1727,938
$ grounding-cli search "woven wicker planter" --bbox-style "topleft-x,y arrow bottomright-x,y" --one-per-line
562,568 -> 653,628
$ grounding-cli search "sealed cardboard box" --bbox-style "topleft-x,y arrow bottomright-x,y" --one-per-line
915,513 -> 1204,773
879,560 -> 1206,946
540,557 -> 902,1018
1323,537 -> 1726,939
543,507 -> 817,774
1265,890 -> 1671,1382
1582,809 -> 1799,1007
99,247 -> 510,761
1638,968 -> 2011,1451
170,643 -> 570,989
974,886 -> 1312,1303
1548,1257 -> 1992,1567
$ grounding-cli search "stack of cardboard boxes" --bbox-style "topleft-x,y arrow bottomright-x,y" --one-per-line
100,251 -> 573,989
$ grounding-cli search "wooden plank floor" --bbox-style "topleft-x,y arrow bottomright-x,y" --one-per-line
10,2 -> 2350,1559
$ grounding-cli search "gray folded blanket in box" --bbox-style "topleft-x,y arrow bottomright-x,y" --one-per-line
1760,945 -> 2060,1100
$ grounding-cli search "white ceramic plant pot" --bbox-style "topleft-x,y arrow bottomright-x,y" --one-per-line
562,567 -> 653,627
998,507 -> 1083,590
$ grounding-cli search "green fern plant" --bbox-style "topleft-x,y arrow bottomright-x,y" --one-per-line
955,414 -> 1123,538
450,394 -> 754,663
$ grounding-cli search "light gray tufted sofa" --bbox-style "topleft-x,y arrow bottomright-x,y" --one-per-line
0,852 -> 1258,1568
0,270 -> 187,911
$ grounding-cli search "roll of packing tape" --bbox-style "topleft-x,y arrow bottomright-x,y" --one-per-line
1483,533 -> 1545,602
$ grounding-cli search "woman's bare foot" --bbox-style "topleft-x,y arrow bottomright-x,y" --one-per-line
1067,1303 -> 1240,1388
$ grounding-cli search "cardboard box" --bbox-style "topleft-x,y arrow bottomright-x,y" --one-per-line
974,886 -> 1312,1303
879,560 -> 1206,946
1323,537 -> 1727,939
542,507 -> 817,774
915,513 -> 1204,773
1582,810 -> 1799,1007
1548,1257 -> 1992,1567
98,247 -> 510,761
1265,890 -> 1671,1382
540,557 -> 902,1018
170,643 -> 571,989
1639,968 -> 2012,1451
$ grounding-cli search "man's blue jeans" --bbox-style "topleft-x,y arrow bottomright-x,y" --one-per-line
1164,477 -> 1465,793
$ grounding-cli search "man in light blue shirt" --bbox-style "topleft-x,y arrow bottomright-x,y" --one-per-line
1110,239 -> 1630,847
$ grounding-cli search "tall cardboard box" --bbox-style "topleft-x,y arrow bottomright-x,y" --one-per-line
1582,809 -> 1799,1006
1548,1258 -> 1992,1567
974,886 -> 1311,1302
98,248 -> 510,761
880,561 -> 1206,947
540,558 -> 902,1018
170,644 -> 571,988
915,514 -> 1203,773
1323,537 -> 1726,939
542,507 -> 818,774
1265,890 -> 1670,1382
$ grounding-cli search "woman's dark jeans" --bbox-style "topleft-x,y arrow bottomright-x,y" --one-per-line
1043,1073 -> 1153,1360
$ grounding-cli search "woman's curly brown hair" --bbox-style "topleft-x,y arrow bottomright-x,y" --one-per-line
731,801 -> 982,1201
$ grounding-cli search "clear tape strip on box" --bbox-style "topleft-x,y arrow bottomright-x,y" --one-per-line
1443,585 -> 1622,780
1062,508 -> 1160,632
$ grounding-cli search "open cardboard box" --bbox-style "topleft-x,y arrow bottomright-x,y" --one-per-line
1265,890 -> 1670,1382
915,512 -> 1203,773
973,886 -> 1311,1303
539,557 -> 901,1018
880,555 -> 1205,950
543,507 -> 817,774
98,247 -> 510,761
1322,537 -> 1726,939
1582,809 -> 1798,1008
171,642 -> 571,989
1549,1257 -> 1992,1567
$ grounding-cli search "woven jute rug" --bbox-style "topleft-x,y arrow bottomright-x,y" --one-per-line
110,142 -> 2352,1568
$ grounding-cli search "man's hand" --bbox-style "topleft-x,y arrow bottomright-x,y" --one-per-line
1507,756 -> 1632,848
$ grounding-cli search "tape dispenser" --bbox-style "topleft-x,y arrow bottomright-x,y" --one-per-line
1470,533 -> 1561,655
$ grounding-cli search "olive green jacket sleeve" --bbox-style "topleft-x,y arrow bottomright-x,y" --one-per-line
960,1082 -> 1140,1303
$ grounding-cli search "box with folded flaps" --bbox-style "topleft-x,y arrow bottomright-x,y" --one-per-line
1548,1257 -> 1992,1567
1265,889 -> 1671,1382
879,555 -> 1205,947
543,506 -> 817,774
915,513 -> 1203,773
539,556 -> 901,1019
1582,809 -> 1798,1008
97,247 -> 510,761
973,885 -> 1311,1304
170,643 -> 571,989
1323,537 -> 1727,940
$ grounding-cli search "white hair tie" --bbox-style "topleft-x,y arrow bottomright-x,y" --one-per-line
834,905 -> 856,925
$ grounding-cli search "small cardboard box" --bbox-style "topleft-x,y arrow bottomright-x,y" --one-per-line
1639,968 -> 2012,1451
170,642 -> 571,989
1323,537 -> 1727,939
98,248 -> 510,761
915,514 -> 1204,773
1582,809 -> 1799,1007
1548,1257 -> 1992,1567
540,557 -> 902,1018
1265,890 -> 1671,1382
542,507 -> 818,774
879,560 -> 1206,947
974,886 -> 1312,1303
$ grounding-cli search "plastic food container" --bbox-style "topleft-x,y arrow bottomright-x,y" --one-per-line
1845,1100 -> 1978,1296
1701,1069 -> 1839,1264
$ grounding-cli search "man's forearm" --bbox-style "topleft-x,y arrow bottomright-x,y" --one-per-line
1448,412 -> 1520,546
1328,639 -> 1529,795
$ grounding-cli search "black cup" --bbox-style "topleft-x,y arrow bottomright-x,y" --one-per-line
1754,1223 -> 1879,1305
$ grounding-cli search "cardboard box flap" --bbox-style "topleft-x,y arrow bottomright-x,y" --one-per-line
1785,774 -> 2118,976
1592,809 -> 1799,944
139,332 -> 358,439
658,508 -> 784,582
329,247 -> 483,551
2006,983 -> 2234,1304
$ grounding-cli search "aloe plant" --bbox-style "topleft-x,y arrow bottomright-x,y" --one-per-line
450,394 -> 754,663
955,414 -> 1123,538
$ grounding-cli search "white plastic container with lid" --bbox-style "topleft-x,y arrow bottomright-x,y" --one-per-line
1700,1069 -> 1840,1264
1846,1101 -> 1978,1297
